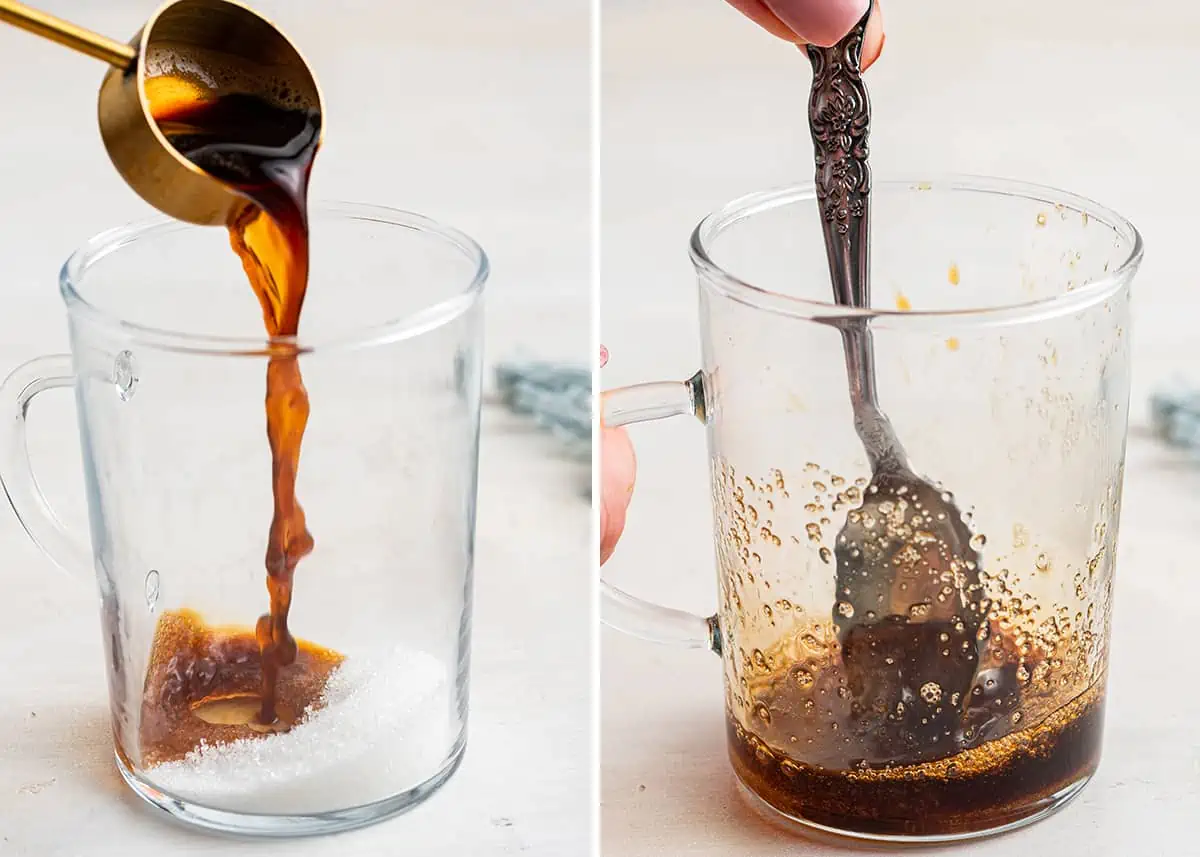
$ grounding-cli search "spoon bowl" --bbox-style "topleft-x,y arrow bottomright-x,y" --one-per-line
833,461 -> 988,760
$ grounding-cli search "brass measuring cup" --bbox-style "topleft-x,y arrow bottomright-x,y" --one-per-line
0,0 -> 323,225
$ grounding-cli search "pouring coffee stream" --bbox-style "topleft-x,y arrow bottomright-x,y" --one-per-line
803,4 -> 990,755
1,0 -> 328,733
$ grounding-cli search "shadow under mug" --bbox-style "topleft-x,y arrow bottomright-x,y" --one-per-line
0,203 -> 487,837
601,177 -> 1143,844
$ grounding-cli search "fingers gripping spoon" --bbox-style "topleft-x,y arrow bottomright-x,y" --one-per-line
805,3 -> 995,762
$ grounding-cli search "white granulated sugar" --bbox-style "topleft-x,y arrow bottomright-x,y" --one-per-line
144,647 -> 452,814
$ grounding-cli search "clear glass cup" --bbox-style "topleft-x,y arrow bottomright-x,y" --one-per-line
0,203 -> 487,836
601,178 -> 1143,844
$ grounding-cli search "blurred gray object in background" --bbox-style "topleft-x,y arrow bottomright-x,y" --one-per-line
493,359 -> 591,465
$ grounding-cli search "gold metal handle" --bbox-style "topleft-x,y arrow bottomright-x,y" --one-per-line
0,0 -> 135,68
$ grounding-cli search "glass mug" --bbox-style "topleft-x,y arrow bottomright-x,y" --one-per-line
602,178 -> 1143,844
0,204 -> 486,836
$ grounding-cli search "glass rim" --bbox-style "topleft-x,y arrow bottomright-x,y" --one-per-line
59,201 -> 489,356
688,175 -> 1144,330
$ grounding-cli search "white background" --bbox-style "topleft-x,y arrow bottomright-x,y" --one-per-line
0,1 -> 591,854
601,1 -> 1200,854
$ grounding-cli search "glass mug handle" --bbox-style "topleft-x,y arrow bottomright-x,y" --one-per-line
600,371 -> 720,652
0,355 -> 92,578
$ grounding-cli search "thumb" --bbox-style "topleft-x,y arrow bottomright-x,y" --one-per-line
762,0 -> 869,48
727,1 -> 885,69
600,425 -> 637,565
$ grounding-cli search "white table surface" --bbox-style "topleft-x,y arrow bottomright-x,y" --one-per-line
0,2 -> 591,854
601,1 -> 1200,854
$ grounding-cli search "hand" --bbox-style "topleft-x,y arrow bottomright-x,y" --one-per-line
600,346 -> 637,565
725,0 -> 885,67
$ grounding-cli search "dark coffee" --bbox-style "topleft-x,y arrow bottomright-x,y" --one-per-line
727,620 -> 1105,837
729,686 -> 1103,837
